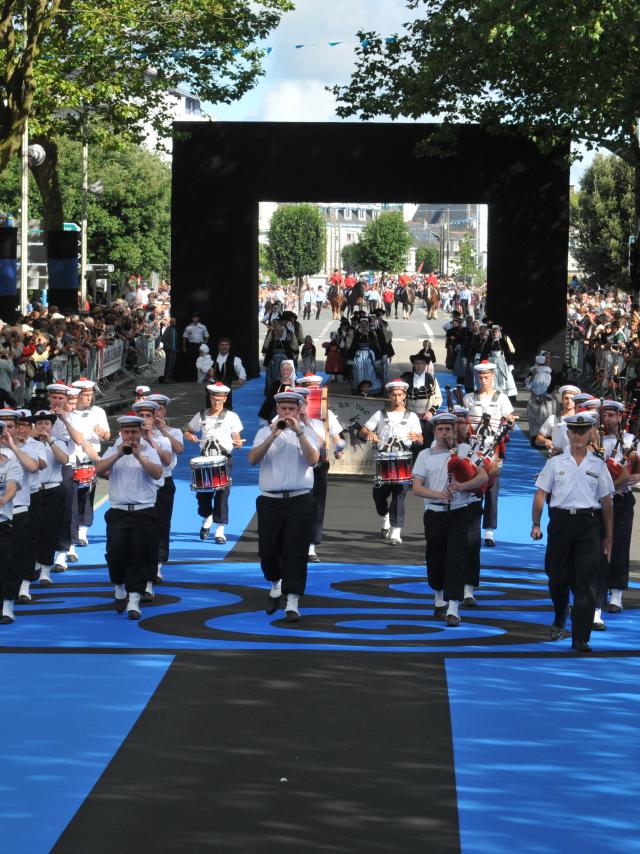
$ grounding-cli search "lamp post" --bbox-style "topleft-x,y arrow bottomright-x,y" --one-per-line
80,133 -> 103,306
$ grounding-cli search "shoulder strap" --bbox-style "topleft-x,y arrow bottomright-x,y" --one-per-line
491,391 -> 500,403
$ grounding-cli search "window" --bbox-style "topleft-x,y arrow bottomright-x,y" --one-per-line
344,208 -> 352,220
185,97 -> 201,116
358,208 -> 366,221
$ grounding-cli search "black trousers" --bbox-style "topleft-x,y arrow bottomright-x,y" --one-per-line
10,509 -> 32,584
545,508 -> 600,644
311,462 -> 329,545
155,476 -> 176,564
256,493 -> 314,597
185,342 -> 202,380
303,303 -> 312,319
105,507 -> 158,594
0,521 -> 16,599
315,303 -> 322,319
36,485 -> 65,567
75,479 -> 96,529
196,485 -> 230,524
596,492 -> 635,606
163,347 -> 176,380
482,475 -> 499,529
26,493 -> 42,581
465,500 -> 483,586
373,484 -> 407,527
56,465 -> 74,552
424,507 -> 469,601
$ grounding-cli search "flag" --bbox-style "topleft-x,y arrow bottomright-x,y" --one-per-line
416,261 -> 424,274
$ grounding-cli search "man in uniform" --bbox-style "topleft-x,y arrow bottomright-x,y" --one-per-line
182,312 -> 210,379
71,377 -> 110,547
0,421 -> 23,625
359,379 -> 423,544
531,412 -> 614,652
95,414 -> 163,620
184,382 -> 244,543
534,384 -> 579,454
248,390 -> 319,622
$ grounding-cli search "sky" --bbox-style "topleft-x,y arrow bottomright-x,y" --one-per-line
210,0 -> 593,186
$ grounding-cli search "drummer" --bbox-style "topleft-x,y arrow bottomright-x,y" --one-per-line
134,385 -> 151,403
358,378 -> 423,544
535,384 -> 579,454
183,382 -> 244,543
296,374 -> 346,563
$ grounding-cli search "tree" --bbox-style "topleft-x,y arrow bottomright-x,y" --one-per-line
456,234 -> 478,284
341,241 -> 365,273
571,154 -> 634,290
357,211 -> 412,274
415,244 -> 439,273
334,1 -> 640,285
0,134 -> 171,286
266,204 -> 326,306
1,0 -> 293,227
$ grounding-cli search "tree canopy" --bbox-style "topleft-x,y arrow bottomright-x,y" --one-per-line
334,1 -> 640,166
266,204 -> 326,281
571,154 -> 634,290
415,244 -> 439,274
357,211 -> 412,274
341,241 -> 365,273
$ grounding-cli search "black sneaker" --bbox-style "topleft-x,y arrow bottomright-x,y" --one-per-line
199,526 -> 210,541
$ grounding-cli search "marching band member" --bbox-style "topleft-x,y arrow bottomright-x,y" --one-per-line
146,393 -> 184,581
184,382 -> 244,543
535,384 -> 579,454
296,374 -> 346,563
95,414 -> 163,620
0,419 -> 23,625
451,405 -> 484,604
412,412 -> 488,626
5,409 -> 45,606
130,400 -> 173,600
30,411 -> 69,587
47,382 -> 80,572
463,361 -> 515,546
531,412 -> 613,652
359,379 -> 422,544
403,353 -> 442,448
134,385 -> 151,403
593,400 -> 640,628
71,377 -> 110,546
248,390 -> 320,622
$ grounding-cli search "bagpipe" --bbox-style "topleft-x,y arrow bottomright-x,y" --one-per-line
447,417 -> 512,496
606,402 -> 639,479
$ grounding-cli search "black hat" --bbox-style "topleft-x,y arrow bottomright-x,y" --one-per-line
410,352 -> 429,364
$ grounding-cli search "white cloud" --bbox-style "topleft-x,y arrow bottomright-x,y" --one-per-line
258,79 -> 337,122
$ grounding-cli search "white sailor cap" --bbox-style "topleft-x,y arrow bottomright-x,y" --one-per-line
0,408 -> 18,419
453,405 -> 470,417
72,377 -> 96,390
199,344 -> 210,354
135,385 -> 151,395
298,373 -> 323,385
385,378 -> 409,391
558,384 -> 580,396
47,381 -> 71,393
293,386 -> 311,397
117,414 -> 144,426
146,394 -> 170,405
206,382 -> 230,395
66,388 -> 80,397
473,360 -> 496,373
601,400 -> 625,412
274,391 -> 305,405
432,412 -> 457,426
563,413 -> 597,427
132,399 -> 159,412
15,408 -> 32,421
580,397 -> 601,410
31,409 -> 57,423
573,392 -> 592,405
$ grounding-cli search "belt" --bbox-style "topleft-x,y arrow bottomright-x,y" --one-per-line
260,489 -> 310,499
111,503 -> 155,512
552,507 -> 599,516
425,503 -> 448,512
39,482 -> 60,491
13,506 -> 29,515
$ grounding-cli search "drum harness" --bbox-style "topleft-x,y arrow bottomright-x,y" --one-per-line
199,409 -> 230,458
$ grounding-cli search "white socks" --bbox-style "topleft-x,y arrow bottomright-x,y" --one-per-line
447,600 -> 460,618
54,551 -> 67,568
434,590 -> 446,608
610,589 -> 623,608
19,580 -> 30,599
79,526 -> 88,540
128,592 -> 141,612
39,566 -> 51,583
67,545 -> 77,557
381,513 -> 390,530
145,582 -> 154,595
214,525 -> 224,538
114,584 -> 127,600
464,585 -> 475,599
157,563 -> 164,580
484,529 -> 494,540
270,580 -> 282,598
286,594 -> 299,613
202,515 -> 213,530
308,544 -> 316,556
2,599 -> 15,621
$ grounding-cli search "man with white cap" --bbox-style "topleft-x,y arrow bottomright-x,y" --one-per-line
532,412 -> 614,652
134,385 -> 151,402
359,378 -> 423,544
248,389 -> 320,621
412,412 -> 489,625
94,414 -> 163,620
297,373 -> 346,562
463,360 -> 515,546
184,382 -> 244,543
71,377 -> 110,546
534,384 -> 579,454
0,420 -> 23,624
593,400 -> 640,628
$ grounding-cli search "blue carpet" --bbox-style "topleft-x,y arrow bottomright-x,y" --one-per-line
0,653 -> 173,854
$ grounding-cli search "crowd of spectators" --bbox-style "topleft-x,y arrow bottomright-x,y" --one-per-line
0,278 -> 171,406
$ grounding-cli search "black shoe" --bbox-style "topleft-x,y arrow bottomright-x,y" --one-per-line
52,564 -> 66,573
446,613 -> 461,627
549,625 -> 565,641
607,603 -> 622,614
483,537 -> 496,547
141,590 -> 154,603
77,539 -> 88,547
0,615 -> 14,625
128,608 -> 141,621
17,594 -> 31,604
462,596 -> 477,607
571,641 -> 592,653
266,593 -> 281,615
592,621 -> 606,631
199,526 -> 210,541
433,605 -> 447,620
286,606 -> 301,622
214,535 -> 226,544
67,553 -> 79,564
114,597 -> 127,614
307,552 -> 320,563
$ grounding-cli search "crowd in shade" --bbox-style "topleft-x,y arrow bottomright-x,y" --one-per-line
0,279 -> 172,406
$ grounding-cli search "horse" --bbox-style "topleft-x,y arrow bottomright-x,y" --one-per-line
328,284 -> 346,319
424,283 -> 440,319
402,285 -> 416,319
345,281 -> 365,318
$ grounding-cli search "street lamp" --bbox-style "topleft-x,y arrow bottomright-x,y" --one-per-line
80,134 -> 103,306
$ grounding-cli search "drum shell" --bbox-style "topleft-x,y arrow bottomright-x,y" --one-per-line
73,462 -> 96,487
374,451 -> 413,486
190,455 -> 232,493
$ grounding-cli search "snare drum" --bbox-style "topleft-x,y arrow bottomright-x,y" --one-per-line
374,450 -> 413,486
306,385 -> 328,421
190,455 -> 231,493
72,461 -> 96,488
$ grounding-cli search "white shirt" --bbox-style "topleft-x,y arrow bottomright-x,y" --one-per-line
309,411 -> 343,457
364,408 -> 422,450
538,413 -> 563,438
188,409 -> 243,454
413,443 -> 477,510
302,290 -> 314,304
14,438 -> 45,506
463,390 -> 513,432
183,322 -> 209,344
215,353 -> 247,381
535,450 -> 613,509
74,405 -> 109,452
551,421 -> 569,452
0,453 -> 23,522
253,422 -> 320,492
39,437 -> 68,484
102,440 -> 163,506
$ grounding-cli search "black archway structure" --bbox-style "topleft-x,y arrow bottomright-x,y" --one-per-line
171,122 -> 569,378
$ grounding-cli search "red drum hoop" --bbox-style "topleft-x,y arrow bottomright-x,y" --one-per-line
190,454 -> 231,493
72,461 -> 96,487
306,386 -> 328,421
374,450 -> 413,486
